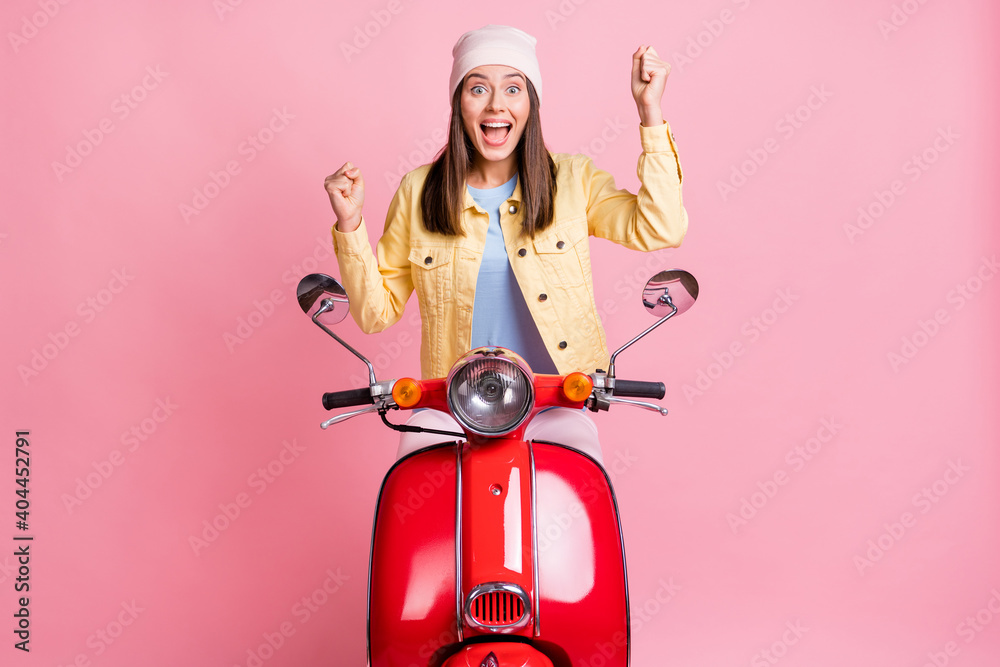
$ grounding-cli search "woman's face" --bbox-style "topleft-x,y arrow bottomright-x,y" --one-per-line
459,65 -> 531,165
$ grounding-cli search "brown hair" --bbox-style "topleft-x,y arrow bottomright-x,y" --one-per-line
420,79 -> 557,237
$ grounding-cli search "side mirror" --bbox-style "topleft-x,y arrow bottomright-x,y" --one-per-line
642,269 -> 698,318
608,269 -> 699,379
297,273 -> 350,325
296,273 -> 376,385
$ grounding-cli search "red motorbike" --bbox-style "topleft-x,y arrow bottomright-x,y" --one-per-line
296,270 -> 698,667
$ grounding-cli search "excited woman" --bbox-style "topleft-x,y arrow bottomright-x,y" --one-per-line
324,25 -> 688,459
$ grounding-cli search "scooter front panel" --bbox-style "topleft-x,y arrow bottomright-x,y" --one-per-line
460,437 -> 535,638
532,442 -> 629,667
369,443 -> 461,667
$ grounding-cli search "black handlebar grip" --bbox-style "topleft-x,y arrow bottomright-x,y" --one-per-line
613,380 -> 666,400
322,388 -> 375,410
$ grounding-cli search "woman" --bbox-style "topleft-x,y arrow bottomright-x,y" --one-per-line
324,25 -> 688,460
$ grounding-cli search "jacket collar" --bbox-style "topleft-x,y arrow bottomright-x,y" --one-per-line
462,173 -> 523,212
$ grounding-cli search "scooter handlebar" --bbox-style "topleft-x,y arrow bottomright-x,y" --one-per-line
613,380 -> 666,400
322,388 -> 375,410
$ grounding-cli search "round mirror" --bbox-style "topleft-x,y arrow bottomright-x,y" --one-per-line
296,274 -> 350,325
642,270 -> 699,318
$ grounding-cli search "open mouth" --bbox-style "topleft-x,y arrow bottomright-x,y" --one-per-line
480,121 -> 512,147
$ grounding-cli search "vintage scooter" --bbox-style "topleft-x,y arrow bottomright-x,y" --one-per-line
296,270 -> 698,667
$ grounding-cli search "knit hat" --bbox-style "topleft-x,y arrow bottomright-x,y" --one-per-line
449,25 -> 543,105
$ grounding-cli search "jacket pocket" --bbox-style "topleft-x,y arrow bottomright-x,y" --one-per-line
408,243 -> 456,302
532,218 -> 588,287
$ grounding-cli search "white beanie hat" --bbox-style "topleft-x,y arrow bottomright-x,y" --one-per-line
449,25 -> 543,105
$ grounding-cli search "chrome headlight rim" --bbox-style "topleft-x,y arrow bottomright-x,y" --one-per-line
446,347 -> 535,437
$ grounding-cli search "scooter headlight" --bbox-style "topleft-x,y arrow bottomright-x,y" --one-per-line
446,348 -> 535,437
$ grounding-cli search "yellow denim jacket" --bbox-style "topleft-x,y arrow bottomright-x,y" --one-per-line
331,121 -> 687,379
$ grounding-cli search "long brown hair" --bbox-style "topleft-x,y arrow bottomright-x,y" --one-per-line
420,79 -> 557,238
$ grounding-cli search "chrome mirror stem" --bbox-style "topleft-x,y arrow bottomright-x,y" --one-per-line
608,297 -> 678,380
312,300 -> 377,386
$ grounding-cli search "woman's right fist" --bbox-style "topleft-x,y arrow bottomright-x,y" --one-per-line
324,162 -> 365,232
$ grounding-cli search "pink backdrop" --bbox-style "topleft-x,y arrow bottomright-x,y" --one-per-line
3,0 -> 999,665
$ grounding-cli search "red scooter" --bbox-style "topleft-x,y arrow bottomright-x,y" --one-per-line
296,270 -> 698,667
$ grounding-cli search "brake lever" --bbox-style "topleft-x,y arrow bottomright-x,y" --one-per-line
606,396 -> 669,416
321,400 -> 394,429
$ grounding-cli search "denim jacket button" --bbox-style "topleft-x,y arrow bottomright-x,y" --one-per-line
517,248 -> 527,257
558,341 -> 568,349
556,240 -> 565,249
424,256 -> 433,265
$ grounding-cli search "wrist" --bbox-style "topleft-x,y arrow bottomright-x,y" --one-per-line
638,105 -> 663,127
335,215 -> 362,233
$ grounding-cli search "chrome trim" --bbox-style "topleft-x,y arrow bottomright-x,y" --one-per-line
445,348 -> 536,437
455,441 -> 464,643
463,582 -> 531,632
529,440 -> 541,637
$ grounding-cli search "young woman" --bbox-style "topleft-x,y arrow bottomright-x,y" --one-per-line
324,25 -> 688,459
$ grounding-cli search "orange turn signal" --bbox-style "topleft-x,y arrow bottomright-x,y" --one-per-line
562,372 -> 594,403
392,378 -> 423,408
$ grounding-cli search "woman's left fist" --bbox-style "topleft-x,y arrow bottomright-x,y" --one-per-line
631,45 -> 669,126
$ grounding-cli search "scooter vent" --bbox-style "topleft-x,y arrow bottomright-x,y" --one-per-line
469,589 -> 526,627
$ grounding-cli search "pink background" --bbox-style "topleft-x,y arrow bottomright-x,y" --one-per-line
3,0 -> 999,665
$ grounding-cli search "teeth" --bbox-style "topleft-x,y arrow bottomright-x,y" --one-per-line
483,122 -> 511,128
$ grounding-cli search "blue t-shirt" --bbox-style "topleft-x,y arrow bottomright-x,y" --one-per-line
467,175 -> 558,374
